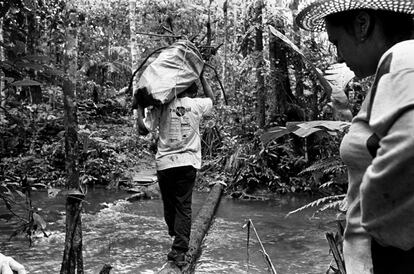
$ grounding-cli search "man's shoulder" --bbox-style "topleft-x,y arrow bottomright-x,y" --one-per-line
193,97 -> 213,104
178,97 -> 212,107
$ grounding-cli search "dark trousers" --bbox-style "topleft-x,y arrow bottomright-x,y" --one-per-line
157,165 -> 196,253
372,239 -> 414,274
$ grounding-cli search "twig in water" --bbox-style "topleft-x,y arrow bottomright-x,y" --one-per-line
243,219 -> 278,274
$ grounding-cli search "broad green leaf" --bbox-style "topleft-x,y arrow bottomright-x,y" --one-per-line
261,120 -> 350,145
291,120 -> 350,131
260,127 -> 290,145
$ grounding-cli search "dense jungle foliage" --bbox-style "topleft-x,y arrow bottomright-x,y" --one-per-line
0,0 -> 372,247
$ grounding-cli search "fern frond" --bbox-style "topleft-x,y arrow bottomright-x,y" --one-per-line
299,157 -> 344,175
316,199 -> 345,213
324,164 -> 346,174
286,194 -> 346,217
319,181 -> 335,189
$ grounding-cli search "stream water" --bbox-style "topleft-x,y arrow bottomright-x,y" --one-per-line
0,188 -> 336,274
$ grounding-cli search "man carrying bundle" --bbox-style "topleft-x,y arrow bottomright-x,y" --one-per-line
136,73 -> 214,267
131,40 -> 215,267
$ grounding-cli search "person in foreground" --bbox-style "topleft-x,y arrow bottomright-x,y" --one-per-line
139,75 -> 214,267
0,253 -> 26,274
296,1 -> 414,273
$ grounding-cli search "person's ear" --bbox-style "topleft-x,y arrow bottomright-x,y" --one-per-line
354,11 -> 373,42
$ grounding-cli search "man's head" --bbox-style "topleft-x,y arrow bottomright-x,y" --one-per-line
178,82 -> 198,98
296,0 -> 414,78
325,9 -> 413,77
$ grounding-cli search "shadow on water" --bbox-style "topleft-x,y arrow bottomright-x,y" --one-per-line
0,188 -> 335,273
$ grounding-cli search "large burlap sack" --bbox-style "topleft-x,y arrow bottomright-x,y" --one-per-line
133,40 -> 204,108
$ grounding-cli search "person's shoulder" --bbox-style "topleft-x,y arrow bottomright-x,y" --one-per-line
195,97 -> 213,108
187,97 -> 213,115
184,97 -> 212,105
384,40 -> 414,72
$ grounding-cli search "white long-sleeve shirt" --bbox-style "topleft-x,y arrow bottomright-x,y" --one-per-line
340,39 -> 414,273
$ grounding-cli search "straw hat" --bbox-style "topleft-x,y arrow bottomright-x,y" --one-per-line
296,0 -> 414,31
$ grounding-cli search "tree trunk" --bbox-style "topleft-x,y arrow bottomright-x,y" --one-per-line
206,0 -> 213,46
130,0 -> 140,121
26,11 -> 37,56
60,3 -> 84,274
129,0 -> 139,75
231,2 -> 238,105
240,0 -> 251,58
253,0 -> 265,128
269,19 -> 292,124
290,0 -> 304,97
0,19 -> 5,109
221,0 -> 228,102
269,29 -> 285,123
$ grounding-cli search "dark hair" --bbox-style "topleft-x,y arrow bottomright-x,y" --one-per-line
178,82 -> 198,98
325,9 -> 414,43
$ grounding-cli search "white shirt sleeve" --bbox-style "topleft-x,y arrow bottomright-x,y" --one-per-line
195,98 -> 213,116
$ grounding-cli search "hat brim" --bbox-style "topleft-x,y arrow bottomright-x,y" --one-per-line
296,0 -> 414,32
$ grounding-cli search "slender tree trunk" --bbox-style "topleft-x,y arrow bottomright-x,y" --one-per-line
241,0 -> 250,58
26,13 -> 37,55
206,0 -> 213,46
0,19 -> 5,109
214,4 -> 219,40
290,0 -> 304,97
254,0 -> 265,128
240,0 -> 250,132
269,30 -> 284,123
231,1 -> 239,106
221,0 -> 228,102
60,3 -> 84,274
129,0 -> 139,79
269,18 -> 292,124
130,0 -> 139,121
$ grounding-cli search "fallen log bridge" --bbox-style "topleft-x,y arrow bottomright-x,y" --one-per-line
158,181 -> 225,274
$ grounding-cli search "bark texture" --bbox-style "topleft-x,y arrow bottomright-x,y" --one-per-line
60,3 -> 84,274
253,0 -> 265,128
0,19 -> 5,109
269,18 -> 292,124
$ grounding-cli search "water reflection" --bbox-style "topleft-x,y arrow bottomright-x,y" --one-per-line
0,189 -> 334,273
